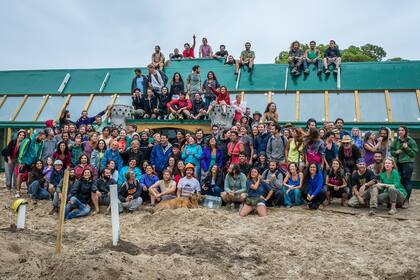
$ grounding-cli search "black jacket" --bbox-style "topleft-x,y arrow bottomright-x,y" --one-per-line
132,95 -> 144,110
158,93 -> 172,110
120,148 -> 144,167
96,177 -> 117,195
70,179 -> 98,204
191,99 -> 206,116
1,139 -> 18,160
143,96 -> 158,115
202,170 -> 224,189
118,180 -> 141,202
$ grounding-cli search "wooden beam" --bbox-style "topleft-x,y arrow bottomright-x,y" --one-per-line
56,95 -> 71,121
6,128 -> 11,144
10,95 -> 28,121
354,90 -> 360,122
33,94 -> 50,121
240,91 -> 245,102
55,169 -> 70,255
0,95 -> 7,109
384,90 -> 393,122
83,94 -> 95,112
267,91 -> 273,103
294,91 -> 300,121
416,90 -> 420,112
324,91 -> 329,121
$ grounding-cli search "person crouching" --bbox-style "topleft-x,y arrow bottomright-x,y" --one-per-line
118,171 -> 143,213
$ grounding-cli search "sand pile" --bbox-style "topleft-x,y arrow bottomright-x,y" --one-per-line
0,174 -> 420,279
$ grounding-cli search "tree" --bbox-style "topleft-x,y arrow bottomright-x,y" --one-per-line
360,44 -> 386,61
387,57 -> 407,62
341,46 -> 375,62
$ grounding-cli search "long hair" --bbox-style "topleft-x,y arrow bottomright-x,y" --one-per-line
264,102 -> 276,113
56,141 -> 69,155
172,72 -> 184,84
290,40 -> 300,50
207,71 -> 217,81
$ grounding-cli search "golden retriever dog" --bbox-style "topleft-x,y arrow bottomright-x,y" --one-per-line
155,192 -> 203,212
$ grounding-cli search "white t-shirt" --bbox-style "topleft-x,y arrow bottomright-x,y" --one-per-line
177,176 -> 201,197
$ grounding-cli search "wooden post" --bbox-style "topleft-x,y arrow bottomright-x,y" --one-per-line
55,169 -> 70,255
105,94 -> 118,121
83,94 -> 95,112
267,91 -> 273,103
33,94 -> 50,121
0,95 -> 7,109
416,90 -> 420,111
6,128 -> 12,144
384,90 -> 393,122
56,95 -> 71,122
354,90 -> 360,122
240,91 -> 245,103
11,95 -> 28,121
324,91 -> 329,121
294,91 -> 300,121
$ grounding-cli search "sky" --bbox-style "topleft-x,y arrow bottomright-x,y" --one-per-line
1,0 -> 420,70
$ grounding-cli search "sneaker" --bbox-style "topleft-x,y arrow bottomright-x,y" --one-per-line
49,207 -> 58,215
325,69 -> 331,75
248,67 -> 252,73
15,191 -> 21,198
234,72 -> 238,76
333,68 -> 339,74
402,201 -> 409,209
388,208 -> 397,215
304,69 -> 309,75
368,208 -> 376,216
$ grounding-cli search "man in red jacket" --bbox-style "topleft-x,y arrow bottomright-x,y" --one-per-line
166,92 -> 192,120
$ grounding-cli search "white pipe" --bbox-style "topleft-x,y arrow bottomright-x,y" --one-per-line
337,67 -> 341,90
110,184 -> 120,246
16,204 -> 26,229
235,69 -> 241,90
284,67 -> 288,90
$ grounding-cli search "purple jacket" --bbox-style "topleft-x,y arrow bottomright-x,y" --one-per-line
200,147 -> 223,172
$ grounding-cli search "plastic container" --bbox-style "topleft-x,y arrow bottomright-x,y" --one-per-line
202,195 -> 222,209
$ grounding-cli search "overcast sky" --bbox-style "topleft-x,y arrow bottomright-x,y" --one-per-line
1,0 -> 419,70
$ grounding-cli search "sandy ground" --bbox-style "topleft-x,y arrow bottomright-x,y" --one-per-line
0,174 -> 419,280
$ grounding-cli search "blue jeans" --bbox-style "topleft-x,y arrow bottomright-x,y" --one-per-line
203,185 -> 222,197
303,58 -> 323,71
284,187 -> 303,206
65,196 -> 91,220
29,181 -> 50,200
204,96 -> 215,109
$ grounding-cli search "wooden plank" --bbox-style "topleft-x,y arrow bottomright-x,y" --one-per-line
55,169 -> 70,255
294,91 -> 300,121
33,94 -> 50,121
267,91 -> 272,103
240,91 -> 245,103
416,90 -> 420,112
384,90 -> 393,122
324,90 -> 329,121
10,95 -> 28,121
0,95 -> 7,109
6,128 -> 11,144
56,95 -> 71,121
354,90 -> 360,122
83,93 -> 95,112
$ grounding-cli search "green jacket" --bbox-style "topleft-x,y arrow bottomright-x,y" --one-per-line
391,136 -> 418,163
224,173 -> 247,193
18,131 -> 44,166
379,170 -> 407,199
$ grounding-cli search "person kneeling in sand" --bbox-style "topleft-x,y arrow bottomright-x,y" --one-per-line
92,168 -> 117,213
118,171 -> 143,213
221,164 -> 247,209
149,169 -> 177,207
177,163 -> 201,198
240,168 -> 273,217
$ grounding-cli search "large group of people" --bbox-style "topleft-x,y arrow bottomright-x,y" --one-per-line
1,36 -> 417,219
2,105 -> 418,219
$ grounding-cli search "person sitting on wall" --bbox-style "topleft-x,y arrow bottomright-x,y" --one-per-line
157,86 -> 172,119
288,41 -> 304,76
182,35 -> 196,59
225,55 -> 236,65
151,45 -> 165,71
213,44 -> 229,58
170,48 -> 183,60
235,42 -> 255,74
206,85 -> 231,116
166,91 -> 193,120
304,40 -> 323,75
323,40 -> 342,74
142,88 -> 159,119
199,37 -> 213,58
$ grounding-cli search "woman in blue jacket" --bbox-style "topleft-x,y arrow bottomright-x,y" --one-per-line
118,158 -> 142,187
181,136 -> 202,178
302,163 -> 326,209
200,137 -> 223,178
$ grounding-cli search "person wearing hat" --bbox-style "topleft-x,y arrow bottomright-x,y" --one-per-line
1,129 -> 26,191
48,159 -> 65,197
177,163 -> 201,198
348,158 -> 379,215
338,135 -> 361,179
252,111 -> 262,125
15,130 -> 46,198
